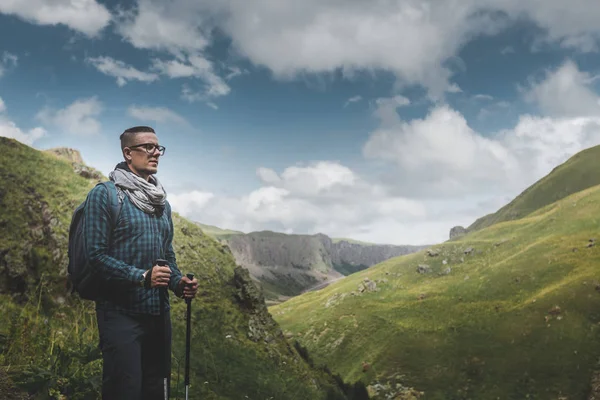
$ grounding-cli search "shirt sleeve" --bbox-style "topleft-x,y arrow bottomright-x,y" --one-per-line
165,201 -> 183,294
84,184 -> 144,285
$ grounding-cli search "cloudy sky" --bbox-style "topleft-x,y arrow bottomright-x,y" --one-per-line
2,0 -> 600,246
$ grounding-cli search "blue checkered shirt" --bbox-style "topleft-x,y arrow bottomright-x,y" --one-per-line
83,182 -> 182,315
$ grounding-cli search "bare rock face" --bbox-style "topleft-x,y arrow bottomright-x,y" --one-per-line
223,231 -> 428,301
232,265 -> 284,344
73,164 -> 103,180
0,185 -> 64,298
449,226 -> 467,240
45,147 -> 103,181
326,236 -> 428,274
45,147 -> 83,164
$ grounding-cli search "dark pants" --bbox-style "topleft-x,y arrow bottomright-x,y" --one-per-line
96,308 -> 171,400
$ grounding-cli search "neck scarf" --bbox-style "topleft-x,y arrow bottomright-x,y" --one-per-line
109,162 -> 166,215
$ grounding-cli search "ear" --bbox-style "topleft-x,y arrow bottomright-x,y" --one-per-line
123,148 -> 132,161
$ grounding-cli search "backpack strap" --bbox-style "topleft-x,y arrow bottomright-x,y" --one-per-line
101,181 -> 123,230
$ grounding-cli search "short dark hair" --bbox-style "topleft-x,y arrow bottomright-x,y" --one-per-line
120,126 -> 155,149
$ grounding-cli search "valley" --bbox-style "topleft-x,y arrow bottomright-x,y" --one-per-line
197,226 -> 428,304
268,144 -> 600,399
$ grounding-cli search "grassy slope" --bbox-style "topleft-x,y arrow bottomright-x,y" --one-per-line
466,144 -> 600,233
0,138 -> 348,400
194,222 -> 244,240
270,184 -> 600,399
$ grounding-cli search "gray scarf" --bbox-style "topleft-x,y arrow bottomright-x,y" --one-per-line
109,162 -> 166,214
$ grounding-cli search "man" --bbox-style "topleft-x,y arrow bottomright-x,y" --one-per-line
84,125 -> 198,400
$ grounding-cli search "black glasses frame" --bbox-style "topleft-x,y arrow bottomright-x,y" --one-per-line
129,142 -> 166,156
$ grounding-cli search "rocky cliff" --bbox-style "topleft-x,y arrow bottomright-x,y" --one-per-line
218,230 -> 428,303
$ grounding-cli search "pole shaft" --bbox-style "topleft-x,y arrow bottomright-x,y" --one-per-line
184,272 -> 194,395
185,299 -> 191,385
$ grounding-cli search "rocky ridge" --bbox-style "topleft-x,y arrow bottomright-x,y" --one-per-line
221,230 -> 428,302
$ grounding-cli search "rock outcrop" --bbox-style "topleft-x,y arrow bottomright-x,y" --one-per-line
449,225 -> 467,240
45,147 -> 83,164
45,147 -> 103,181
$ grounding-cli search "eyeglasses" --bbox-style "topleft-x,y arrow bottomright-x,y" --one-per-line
129,143 -> 166,156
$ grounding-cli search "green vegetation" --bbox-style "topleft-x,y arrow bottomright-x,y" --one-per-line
0,137 -> 355,399
270,151 -> 600,399
466,143 -> 600,233
331,238 -> 376,246
194,222 -> 244,240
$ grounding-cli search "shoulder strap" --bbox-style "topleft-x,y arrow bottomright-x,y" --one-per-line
101,181 -> 123,230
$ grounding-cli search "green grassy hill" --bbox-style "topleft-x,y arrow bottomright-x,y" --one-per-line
0,137 -> 356,400
465,144 -> 600,234
194,222 -> 244,240
270,171 -> 600,399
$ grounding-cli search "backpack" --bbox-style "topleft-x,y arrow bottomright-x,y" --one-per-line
67,181 -> 123,300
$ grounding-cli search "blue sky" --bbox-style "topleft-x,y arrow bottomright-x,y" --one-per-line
2,0 -> 600,245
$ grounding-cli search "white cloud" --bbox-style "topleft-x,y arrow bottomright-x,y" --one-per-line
0,96 -> 46,145
256,167 -> 281,185
0,52 -> 18,78
36,97 -> 103,136
213,0 -> 489,100
496,0 -> 600,52
524,59 -> 600,118
169,161 -> 432,245
152,55 -> 230,100
115,0 -> 210,54
110,0 -> 600,99
225,66 -> 248,80
84,54 -> 229,103
363,91 -> 600,201
344,95 -> 362,107
127,105 -> 188,125
85,56 -> 159,86
168,190 -> 214,213
364,104 -> 519,196
112,1 -> 229,103
0,0 -> 111,37
372,95 -> 411,127
446,83 -> 462,93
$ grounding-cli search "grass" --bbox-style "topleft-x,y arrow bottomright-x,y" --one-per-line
466,143 -> 600,233
194,222 -> 244,240
0,137 -> 351,400
270,184 -> 600,399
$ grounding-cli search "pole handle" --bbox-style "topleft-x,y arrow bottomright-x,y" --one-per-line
185,273 -> 194,304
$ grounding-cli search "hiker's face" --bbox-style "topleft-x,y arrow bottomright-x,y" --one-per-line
124,132 -> 164,179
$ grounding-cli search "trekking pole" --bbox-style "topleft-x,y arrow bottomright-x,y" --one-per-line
157,259 -> 170,400
185,273 -> 195,400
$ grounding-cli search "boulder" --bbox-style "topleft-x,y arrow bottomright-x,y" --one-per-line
449,226 -> 467,239
416,264 -> 431,274
426,249 -> 439,257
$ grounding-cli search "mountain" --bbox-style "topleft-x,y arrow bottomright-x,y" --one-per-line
0,137 -> 360,400
449,144 -> 600,239
198,228 -> 428,304
268,145 -> 600,399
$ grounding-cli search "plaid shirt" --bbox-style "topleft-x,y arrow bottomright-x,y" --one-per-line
83,182 -> 182,315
